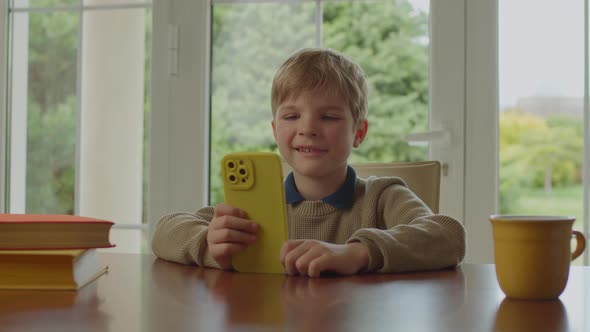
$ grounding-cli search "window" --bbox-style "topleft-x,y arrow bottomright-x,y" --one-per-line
1,0 -> 152,253
498,0 -> 587,265
209,0 -> 431,204
148,0 -> 465,256
463,0 -> 589,265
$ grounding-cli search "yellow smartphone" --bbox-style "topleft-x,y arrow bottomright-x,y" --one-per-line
222,152 -> 288,274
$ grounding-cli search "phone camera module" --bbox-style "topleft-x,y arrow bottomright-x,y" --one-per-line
228,173 -> 238,184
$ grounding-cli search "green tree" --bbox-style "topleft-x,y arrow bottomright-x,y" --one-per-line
323,2 -> 429,163
28,11 -> 78,114
498,109 -> 547,212
26,10 -> 78,213
26,96 -> 77,213
499,110 -> 583,212
210,2 -> 429,204
210,4 -> 316,203
516,126 -> 581,194
26,7 -> 152,215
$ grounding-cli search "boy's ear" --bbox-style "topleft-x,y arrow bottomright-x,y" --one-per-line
271,120 -> 278,142
353,120 -> 368,148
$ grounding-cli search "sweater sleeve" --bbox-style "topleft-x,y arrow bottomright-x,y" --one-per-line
348,182 -> 466,273
151,207 -> 221,268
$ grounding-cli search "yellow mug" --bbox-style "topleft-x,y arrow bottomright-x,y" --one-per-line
489,215 -> 586,300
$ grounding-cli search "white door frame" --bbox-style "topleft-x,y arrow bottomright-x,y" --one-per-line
430,0 -> 465,221
149,0 -> 482,259
149,0 -> 211,233
464,0 -> 498,264
0,0 -> 9,213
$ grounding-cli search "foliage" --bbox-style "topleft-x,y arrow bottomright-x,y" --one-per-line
24,10 -> 78,213
499,109 -> 546,148
210,4 -> 316,204
26,3 -> 585,218
24,7 -> 151,214
499,110 -> 583,213
26,96 -> 76,213
28,10 -> 78,114
25,2 -> 432,210
323,2 -> 429,163
209,2 -> 429,204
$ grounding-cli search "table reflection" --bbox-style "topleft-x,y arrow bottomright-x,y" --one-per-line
493,298 -> 569,332
0,283 -> 109,331
195,268 -> 287,327
190,265 -> 466,331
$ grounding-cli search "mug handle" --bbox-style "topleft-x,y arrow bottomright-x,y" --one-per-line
571,231 -> 586,261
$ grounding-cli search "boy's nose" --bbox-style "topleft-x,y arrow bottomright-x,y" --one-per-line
297,120 -> 318,137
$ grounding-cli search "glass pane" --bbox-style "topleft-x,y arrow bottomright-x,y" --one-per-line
8,6 -> 151,253
209,0 -> 430,205
14,11 -> 79,214
209,3 -> 316,204
499,2 -> 584,234
323,0 -> 430,164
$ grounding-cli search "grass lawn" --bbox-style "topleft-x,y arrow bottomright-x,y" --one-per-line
505,184 -> 588,265
504,184 -> 584,230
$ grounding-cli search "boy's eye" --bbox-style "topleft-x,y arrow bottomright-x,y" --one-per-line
322,115 -> 340,120
282,114 -> 299,120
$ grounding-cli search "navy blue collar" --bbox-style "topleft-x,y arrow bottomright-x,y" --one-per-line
284,166 -> 357,209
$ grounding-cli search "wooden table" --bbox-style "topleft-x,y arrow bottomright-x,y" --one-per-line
0,253 -> 588,332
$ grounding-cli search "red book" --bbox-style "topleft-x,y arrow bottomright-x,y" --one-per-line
0,214 -> 115,250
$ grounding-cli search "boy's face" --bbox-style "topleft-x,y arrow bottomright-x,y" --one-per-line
272,90 -> 368,178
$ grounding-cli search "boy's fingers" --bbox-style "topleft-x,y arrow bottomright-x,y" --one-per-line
209,228 -> 257,244
213,203 -> 246,219
210,216 -> 258,233
280,240 -> 306,262
294,250 -> 323,276
308,256 -> 331,278
283,241 -> 315,275
210,242 -> 248,257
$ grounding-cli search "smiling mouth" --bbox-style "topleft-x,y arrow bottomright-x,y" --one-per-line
295,146 -> 327,154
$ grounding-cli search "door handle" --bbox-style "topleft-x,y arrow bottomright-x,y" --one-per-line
404,129 -> 451,176
404,129 -> 451,147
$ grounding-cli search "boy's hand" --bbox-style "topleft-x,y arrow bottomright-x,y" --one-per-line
207,203 -> 258,270
280,240 -> 369,277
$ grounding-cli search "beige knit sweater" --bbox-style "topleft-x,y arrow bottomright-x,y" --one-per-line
151,176 -> 466,273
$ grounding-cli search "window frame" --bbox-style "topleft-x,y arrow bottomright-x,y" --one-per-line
148,0 -> 211,234
149,0 -> 475,256
464,0 -> 589,265
0,0 -> 513,263
0,0 -> 9,213
0,2 -> 153,251
463,0 -> 498,264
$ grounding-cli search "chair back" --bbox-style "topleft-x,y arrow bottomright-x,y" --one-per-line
282,161 -> 441,213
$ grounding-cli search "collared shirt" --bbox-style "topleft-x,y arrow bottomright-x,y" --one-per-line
284,165 -> 357,209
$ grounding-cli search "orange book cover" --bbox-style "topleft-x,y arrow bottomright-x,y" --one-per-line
0,214 -> 115,250
0,249 -> 108,291
0,214 -> 114,224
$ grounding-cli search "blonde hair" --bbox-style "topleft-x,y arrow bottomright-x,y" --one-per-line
271,48 -> 368,125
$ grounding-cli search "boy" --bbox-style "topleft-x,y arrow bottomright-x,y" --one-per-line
152,48 -> 465,277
